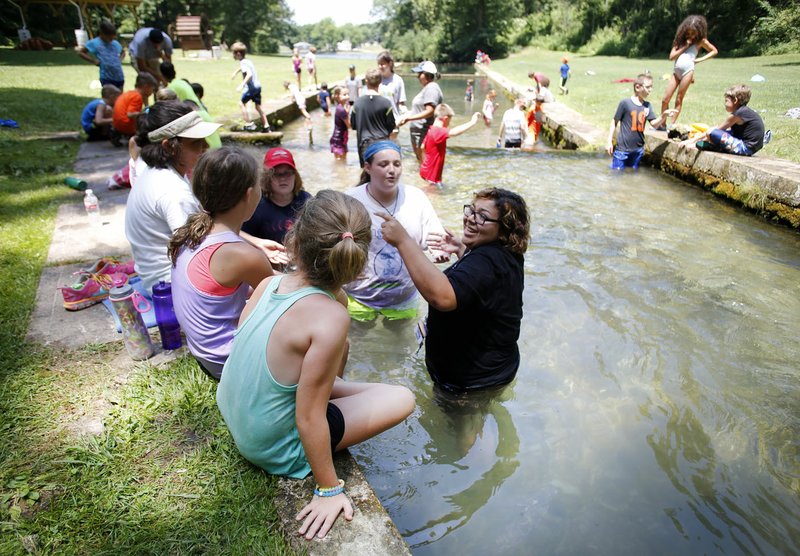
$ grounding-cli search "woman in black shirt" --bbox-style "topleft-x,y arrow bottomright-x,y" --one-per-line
378,188 -> 530,392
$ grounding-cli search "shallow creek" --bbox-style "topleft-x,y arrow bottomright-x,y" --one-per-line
246,75 -> 799,554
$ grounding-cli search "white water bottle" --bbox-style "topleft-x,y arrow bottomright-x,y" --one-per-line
83,188 -> 100,226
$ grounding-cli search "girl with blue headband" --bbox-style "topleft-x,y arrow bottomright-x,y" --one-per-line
344,140 -> 449,321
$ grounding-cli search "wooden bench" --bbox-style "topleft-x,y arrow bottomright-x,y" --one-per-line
174,15 -> 212,55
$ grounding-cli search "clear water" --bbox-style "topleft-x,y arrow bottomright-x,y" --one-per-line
251,77 -> 800,555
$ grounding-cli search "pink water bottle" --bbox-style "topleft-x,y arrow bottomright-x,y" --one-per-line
109,282 -> 154,360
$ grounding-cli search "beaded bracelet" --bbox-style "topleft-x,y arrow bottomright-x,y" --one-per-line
314,479 -> 345,497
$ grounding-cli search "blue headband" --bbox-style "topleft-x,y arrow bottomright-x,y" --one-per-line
363,140 -> 401,162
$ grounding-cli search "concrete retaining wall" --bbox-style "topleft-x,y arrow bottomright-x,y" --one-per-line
477,65 -> 800,228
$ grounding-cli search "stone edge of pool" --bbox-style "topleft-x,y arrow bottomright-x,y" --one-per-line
477,65 -> 800,229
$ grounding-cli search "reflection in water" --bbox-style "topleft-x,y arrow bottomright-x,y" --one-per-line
401,387 -> 520,549
250,76 -> 800,554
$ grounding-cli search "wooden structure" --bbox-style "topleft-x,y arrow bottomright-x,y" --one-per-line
17,0 -> 143,38
174,15 -> 212,55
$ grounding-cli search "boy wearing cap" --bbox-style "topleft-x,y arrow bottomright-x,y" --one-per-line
420,105 -> 481,186
242,147 -> 311,245
345,65 -> 361,105
397,60 -> 443,162
231,42 -> 269,131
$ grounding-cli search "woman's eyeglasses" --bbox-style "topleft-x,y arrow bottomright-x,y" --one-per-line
463,205 -> 500,226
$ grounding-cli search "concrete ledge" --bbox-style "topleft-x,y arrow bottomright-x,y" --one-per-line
273,451 -> 411,556
477,65 -> 800,228
647,136 -> 800,227
219,130 -> 284,145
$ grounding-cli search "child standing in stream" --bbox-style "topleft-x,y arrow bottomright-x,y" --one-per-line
607,74 -> 676,170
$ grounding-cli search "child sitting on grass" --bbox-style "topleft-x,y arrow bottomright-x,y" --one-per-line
606,73 -> 676,170
80,84 -> 120,141
682,84 -> 766,156
419,104 -> 481,186
217,189 -> 414,540
169,147 -> 273,380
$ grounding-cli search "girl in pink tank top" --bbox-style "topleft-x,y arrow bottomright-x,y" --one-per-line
168,146 -> 274,379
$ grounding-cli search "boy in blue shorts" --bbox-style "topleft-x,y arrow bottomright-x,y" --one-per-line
606,74 -> 675,170
230,41 -> 269,131
683,84 -> 766,156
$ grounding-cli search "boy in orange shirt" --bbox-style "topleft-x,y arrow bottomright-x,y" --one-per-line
112,73 -> 157,145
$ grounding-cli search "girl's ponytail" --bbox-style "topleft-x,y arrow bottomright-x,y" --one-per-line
168,212 -> 214,264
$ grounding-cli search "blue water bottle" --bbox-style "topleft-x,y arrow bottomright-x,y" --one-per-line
151,281 -> 182,350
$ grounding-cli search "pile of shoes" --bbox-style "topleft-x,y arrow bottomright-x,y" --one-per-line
59,257 -> 137,311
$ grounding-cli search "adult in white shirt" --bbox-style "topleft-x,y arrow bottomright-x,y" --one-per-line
125,101 -> 221,294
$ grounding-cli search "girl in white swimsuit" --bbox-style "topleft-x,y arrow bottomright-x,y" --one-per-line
661,15 -> 718,125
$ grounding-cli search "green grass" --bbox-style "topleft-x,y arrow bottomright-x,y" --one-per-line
0,48 -> 370,131
492,47 -> 800,162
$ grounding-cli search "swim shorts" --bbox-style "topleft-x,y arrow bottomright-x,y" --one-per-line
241,85 -> 262,105
327,402 -> 345,452
346,296 -> 418,322
611,147 -> 645,169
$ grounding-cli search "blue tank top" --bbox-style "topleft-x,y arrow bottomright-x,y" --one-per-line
216,275 -> 333,478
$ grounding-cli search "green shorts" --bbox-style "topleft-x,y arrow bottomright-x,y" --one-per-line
347,296 -> 418,322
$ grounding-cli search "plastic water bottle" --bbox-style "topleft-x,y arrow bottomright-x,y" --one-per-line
152,281 -> 182,350
109,282 -> 154,360
83,189 -> 100,227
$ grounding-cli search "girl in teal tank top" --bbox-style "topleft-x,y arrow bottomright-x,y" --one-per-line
216,190 -> 415,540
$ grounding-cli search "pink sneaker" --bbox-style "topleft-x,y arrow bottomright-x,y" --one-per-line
59,271 -> 129,311
80,257 -> 136,277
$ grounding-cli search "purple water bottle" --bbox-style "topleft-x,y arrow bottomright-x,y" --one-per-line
152,281 -> 182,350
109,282 -> 154,360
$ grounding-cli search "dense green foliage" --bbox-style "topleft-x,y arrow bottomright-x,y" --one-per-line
376,0 -> 800,61
2,0 -> 797,59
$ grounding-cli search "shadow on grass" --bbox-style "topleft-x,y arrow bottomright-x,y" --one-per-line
0,88 -> 99,133
0,48 -> 91,67
763,62 -> 800,67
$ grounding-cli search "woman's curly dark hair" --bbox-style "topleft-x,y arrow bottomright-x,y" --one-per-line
474,188 -> 530,255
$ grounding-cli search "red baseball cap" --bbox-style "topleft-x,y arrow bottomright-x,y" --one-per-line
263,147 -> 296,170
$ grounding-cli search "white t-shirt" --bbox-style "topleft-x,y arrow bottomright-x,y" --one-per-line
379,73 -> 406,118
124,165 -> 200,293
344,183 -> 445,309
345,75 -> 361,100
240,59 -> 261,89
305,51 -> 316,71
501,108 -> 526,143
288,83 -> 306,109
